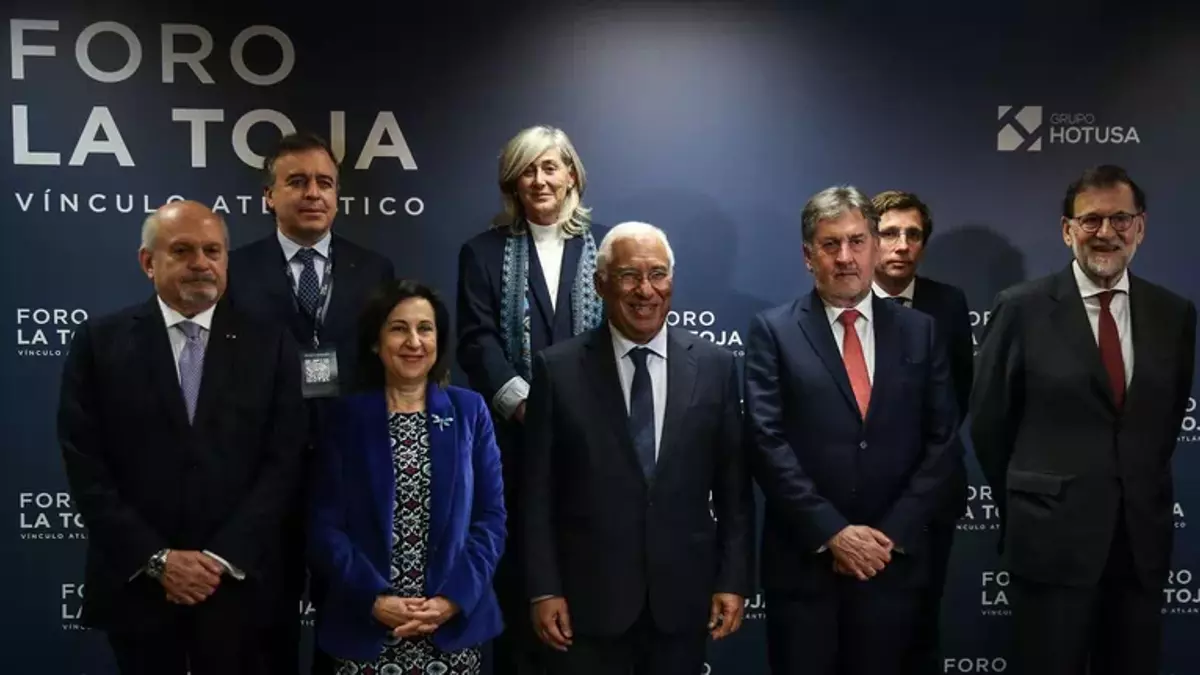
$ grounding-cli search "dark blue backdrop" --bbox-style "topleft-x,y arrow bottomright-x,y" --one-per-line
4,2 -> 1198,673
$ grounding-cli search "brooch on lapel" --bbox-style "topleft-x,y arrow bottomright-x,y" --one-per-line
431,414 -> 454,431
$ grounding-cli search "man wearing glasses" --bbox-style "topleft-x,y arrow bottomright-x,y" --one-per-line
972,165 -> 1196,675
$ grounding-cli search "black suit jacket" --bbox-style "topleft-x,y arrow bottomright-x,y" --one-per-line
744,292 -> 961,592
226,232 -> 395,394
972,264 -> 1196,587
57,298 -> 308,631
523,325 -> 754,636
910,276 -> 974,522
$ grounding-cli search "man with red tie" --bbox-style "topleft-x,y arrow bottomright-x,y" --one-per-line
972,165 -> 1196,675
744,186 -> 961,675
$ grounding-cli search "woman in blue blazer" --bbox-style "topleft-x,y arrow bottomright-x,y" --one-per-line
308,279 -> 506,675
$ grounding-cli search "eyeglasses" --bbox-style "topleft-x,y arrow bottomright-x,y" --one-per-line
613,269 -> 671,291
1070,212 -> 1141,233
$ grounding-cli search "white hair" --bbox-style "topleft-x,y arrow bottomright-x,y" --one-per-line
596,221 -> 676,274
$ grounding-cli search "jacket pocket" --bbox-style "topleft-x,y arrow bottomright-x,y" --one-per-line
1007,469 -> 1073,496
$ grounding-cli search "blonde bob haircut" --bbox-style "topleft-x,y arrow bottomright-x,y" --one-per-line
491,125 -> 592,236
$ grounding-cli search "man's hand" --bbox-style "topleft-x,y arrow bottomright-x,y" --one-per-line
160,550 -> 222,605
708,593 -> 745,640
531,596 -> 573,651
394,596 -> 460,637
827,526 -> 893,581
514,401 -> 527,424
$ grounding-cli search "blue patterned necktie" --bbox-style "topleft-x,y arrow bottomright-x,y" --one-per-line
627,347 -> 657,479
294,248 -> 321,317
176,320 -> 206,424
890,296 -> 909,308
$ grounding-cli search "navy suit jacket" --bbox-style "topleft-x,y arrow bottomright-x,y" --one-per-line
307,384 -> 506,660
745,291 -> 960,591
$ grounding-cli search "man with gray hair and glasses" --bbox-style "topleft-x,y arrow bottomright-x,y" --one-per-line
973,165 -> 1196,675
745,186 -> 960,675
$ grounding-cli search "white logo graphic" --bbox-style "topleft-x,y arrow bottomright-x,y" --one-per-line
666,309 -> 743,357
959,484 -> 1000,532
998,106 -> 1043,151
18,491 -> 86,541
1176,502 -> 1187,530
300,598 -> 316,627
61,583 -> 86,630
969,309 -> 992,356
1163,569 -> 1199,615
944,657 -> 1008,673
997,106 -> 1140,152
16,308 -> 87,357
743,592 -> 766,621
980,571 -> 1011,616
1180,397 -> 1198,443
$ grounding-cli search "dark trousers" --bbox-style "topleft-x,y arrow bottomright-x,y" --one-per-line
492,550 -> 546,675
903,519 -> 956,674
547,604 -> 707,675
1010,517 -> 1163,675
107,600 -> 264,675
766,580 -> 922,675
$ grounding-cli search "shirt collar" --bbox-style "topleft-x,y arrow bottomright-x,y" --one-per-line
157,295 -> 215,331
277,228 -> 332,261
872,277 -> 916,301
1072,259 -> 1129,299
610,321 -> 670,360
823,291 -> 875,327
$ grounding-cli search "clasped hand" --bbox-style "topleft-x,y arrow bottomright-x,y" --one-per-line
828,525 -> 894,581
373,596 -> 459,638
161,550 -> 224,605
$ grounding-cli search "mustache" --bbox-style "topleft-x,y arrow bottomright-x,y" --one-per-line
182,273 -> 217,283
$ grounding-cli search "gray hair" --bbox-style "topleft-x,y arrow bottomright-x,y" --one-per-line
139,203 -> 229,250
491,125 -> 591,236
801,185 -> 879,243
596,221 -> 676,275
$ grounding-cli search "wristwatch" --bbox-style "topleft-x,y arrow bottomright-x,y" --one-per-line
146,549 -> 169,579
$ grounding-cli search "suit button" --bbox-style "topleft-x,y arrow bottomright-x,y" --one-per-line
859,441 -> 868,449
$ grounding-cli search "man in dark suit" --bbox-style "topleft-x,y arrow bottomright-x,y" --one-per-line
58,200 -> 308,675
745,186 -> 960,675
225,132 -> 394,674
870,190 -> 973,674
972,165 -> 1196,675
523,222 -> 754,675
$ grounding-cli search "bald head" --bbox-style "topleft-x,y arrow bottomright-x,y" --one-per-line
138,200 -> 229,316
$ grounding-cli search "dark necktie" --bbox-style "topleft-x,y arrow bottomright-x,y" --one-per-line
294,248 -> 321,317
627,347 -> 657,479
1097,290 -> 1126,408
889,296 -> 909,308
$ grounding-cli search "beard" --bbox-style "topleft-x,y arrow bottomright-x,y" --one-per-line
1073,238 -> 1136,282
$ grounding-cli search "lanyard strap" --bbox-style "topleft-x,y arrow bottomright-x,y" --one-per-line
289,246 -> 334,350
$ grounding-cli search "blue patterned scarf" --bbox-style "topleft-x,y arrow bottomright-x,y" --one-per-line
501,228 -> 604,381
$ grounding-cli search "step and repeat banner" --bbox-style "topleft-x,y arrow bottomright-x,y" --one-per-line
3,3 -> 1198,674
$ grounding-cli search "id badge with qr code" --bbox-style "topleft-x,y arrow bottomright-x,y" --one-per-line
300,349 -> 339,398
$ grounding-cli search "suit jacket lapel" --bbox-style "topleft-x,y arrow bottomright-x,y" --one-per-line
796,292 -> 860,418
425,383 -> 459,559
1050,266 -> 1116,412
655,329 -> 697,477
192,300 -> 234,427
525,232 -> 556,337
134,298 -> 190,431
1124,275 -> 1157,412
320,235 -> 359,347
551,236 -> 584,336
254,237 -> 310,342
864,295 -> 898,427
583,325 -> 646,479
362,392 -> 396,542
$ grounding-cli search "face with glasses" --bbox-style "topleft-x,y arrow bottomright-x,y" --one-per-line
1061,183 -> 1145,285
805,210 -> 880,308
876,208 -> 927,286
595,234 -> 673,343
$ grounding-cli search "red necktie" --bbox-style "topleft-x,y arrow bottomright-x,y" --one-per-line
838,309 -> 871,418
1097,290 -> 1125,408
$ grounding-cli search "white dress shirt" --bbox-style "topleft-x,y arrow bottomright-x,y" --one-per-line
824,292 -> 876,383
872,277 -> 916,308
610,322 -> 669,457
493,222 -> 569,419
1072,260 -> 1134,385
278,228 -> 331,287
152,296 -> 245,580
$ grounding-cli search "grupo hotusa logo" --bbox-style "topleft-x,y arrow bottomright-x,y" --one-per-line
743,592 -> 766,621
1180,396 -> 1198,443
16,307 -> 87,357
944,657 -> 1007,673
997,105 -> 1141,152
969,308 -> 991,356
1162,569 -> 1199,615
19,491 -> 86,541
958,484 -> 1000,533
61,582 -> 87,631
9,19 -> 423,218
666,309 -> 743,357
980,571 -> 1011,617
